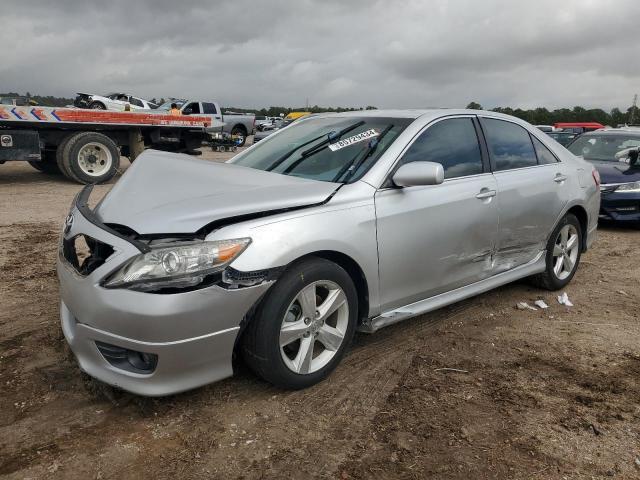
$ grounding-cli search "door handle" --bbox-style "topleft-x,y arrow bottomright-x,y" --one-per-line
554,174 -> 568,183
476,189 -> 496,199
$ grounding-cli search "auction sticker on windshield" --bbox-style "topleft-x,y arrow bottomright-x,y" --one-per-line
329,129 -> 379,152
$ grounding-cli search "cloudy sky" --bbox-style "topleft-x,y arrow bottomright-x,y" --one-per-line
2,0 -> 640,110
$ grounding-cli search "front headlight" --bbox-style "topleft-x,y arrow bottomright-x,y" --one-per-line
616,181 -> 640,193
102,238 -> 251,291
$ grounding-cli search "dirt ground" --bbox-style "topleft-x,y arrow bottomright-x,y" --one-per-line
1,142 -> 639,479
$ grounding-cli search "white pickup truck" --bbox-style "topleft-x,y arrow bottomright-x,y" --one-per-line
157,100 -> 255,146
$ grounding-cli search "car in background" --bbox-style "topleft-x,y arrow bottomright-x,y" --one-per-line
567,128 -> 640,223
554,122 -> 604,135
58,109 -> 599,396
1,96 -> 37,107
155,99 -> 255,146
535,125 -> 554,133
547,130 -> 578,147
252,114 -> 308,143
74,92 -> 158,111
256,116 -> 281,131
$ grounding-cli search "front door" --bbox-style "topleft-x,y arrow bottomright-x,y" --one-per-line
375,116 -> 499,312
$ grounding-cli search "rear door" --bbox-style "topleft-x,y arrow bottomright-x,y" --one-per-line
479,117 -> 570,270
375,116 -> 499,311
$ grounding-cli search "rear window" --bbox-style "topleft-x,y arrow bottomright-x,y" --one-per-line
203,102 -> 217,114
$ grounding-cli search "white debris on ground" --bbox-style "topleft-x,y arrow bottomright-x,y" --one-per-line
516,302 -> 537,311
557,292 -> 574,307
534,300 -> 549,309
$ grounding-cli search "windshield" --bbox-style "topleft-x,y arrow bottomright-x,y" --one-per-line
157,99 -> 186,111
231,116 -> 411,183
568,134 -> 640,161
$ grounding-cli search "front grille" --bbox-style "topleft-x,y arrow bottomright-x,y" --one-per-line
62,234 -> 114,276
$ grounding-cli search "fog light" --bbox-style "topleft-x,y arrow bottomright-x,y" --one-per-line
96,341 -> 158,374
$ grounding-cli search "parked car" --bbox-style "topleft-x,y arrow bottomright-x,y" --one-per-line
58,109 -> 599,396
255,116 -> 280,131
554,122 -> 604,134
253,115 -> 306,143
567,128 -> 640,223
74,92 -> 158,111
155,99 -> 255,146
535,125 -> 554,133
547,130 -> 578,146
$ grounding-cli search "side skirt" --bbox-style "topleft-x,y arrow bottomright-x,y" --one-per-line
359,251 -> 546,333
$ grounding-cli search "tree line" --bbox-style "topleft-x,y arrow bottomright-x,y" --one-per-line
3,91 -> 639,125
465,101 -> 640,126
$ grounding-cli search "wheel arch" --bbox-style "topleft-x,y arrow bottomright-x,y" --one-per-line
231,123 -> 248,133
566,204 -> 589,252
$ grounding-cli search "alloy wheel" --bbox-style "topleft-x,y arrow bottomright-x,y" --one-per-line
279,280 -> 349,375
552,224 -> 579,280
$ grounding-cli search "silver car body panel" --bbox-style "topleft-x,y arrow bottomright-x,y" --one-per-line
96,150 -> 339,234
58,109 -> 600,396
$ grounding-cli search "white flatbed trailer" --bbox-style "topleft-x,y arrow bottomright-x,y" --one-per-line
0,105 -> 221,184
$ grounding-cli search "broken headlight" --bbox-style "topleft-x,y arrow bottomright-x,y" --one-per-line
102,238 -> 251,291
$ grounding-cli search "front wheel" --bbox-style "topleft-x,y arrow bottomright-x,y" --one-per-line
532,213 -> 582,290
89,102 -> 106,110
242,258 -> 358,389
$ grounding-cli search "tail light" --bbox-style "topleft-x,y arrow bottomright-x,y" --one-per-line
592,168 -> 601,187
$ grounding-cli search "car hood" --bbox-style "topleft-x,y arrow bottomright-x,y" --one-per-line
95,150 -> 339,234
588,160 -> 640,184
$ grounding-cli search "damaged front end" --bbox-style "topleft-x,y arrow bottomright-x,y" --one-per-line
63,185 -> 284,294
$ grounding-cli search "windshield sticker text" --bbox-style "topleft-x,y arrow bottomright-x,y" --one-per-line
329,129 -> 379,152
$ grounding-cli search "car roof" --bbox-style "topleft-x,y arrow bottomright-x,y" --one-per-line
311,109 -> 524,122
581,128 -> 640,137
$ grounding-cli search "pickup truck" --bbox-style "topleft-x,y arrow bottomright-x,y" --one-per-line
156,100 -> 255,146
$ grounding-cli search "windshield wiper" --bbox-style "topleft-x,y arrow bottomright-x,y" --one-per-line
265,121 -> 365,172
332,124 -> 394,183
274,121 -> 366,174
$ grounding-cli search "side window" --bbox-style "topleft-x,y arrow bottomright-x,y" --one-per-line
531,135 -> 559,164
183,102 -> 201,114
400,118 -> 484,179
203,102 -> 217,114
130,97 -> 144,108
482,118 -> 537,171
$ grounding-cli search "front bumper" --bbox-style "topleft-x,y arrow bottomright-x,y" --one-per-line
600,191 -> 640,222
57,188 -> 272,396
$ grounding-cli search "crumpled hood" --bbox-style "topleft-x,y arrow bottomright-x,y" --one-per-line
96,150 -> 339,234
589,160 -> 640,184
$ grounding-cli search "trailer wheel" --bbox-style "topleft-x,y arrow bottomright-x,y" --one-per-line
61,132 -> 120,184
89,102 -> 106,110
56,135 -> 76,179
28,150 -> 61,174
231,126 -> 247,147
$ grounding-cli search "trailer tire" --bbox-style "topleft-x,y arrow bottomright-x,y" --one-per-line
61,132 -> 120,184
55,135 -> 76,179
28,150 -> 61,174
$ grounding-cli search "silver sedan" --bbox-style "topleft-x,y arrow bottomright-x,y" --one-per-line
57,109 -> 600,395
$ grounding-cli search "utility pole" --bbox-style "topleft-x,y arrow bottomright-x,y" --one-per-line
305,97 -> 309,110
630,94 -> 638,125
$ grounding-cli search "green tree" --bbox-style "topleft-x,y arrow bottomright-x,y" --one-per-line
466,101 -> 483,110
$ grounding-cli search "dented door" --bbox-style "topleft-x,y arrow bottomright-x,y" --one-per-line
375,174 -> 499,312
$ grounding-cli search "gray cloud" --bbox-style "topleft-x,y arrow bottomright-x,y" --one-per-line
2,0 -> 640,110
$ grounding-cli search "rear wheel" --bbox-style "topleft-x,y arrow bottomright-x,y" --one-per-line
60,132 -> 120,184
532,213 -> 582,290
89,102 -> 106,110
242,258 -> 357,389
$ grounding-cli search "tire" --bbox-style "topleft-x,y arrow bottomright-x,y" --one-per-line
230,126 -> 247,147
531,213 -> 582,291
242,257 -> 358,389
28,150 -> 61,174
89,102 -> 106,110
55,135 -> 76,179
60,132 -> 120,184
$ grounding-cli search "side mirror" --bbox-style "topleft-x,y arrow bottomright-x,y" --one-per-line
392,161 -> 445,187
